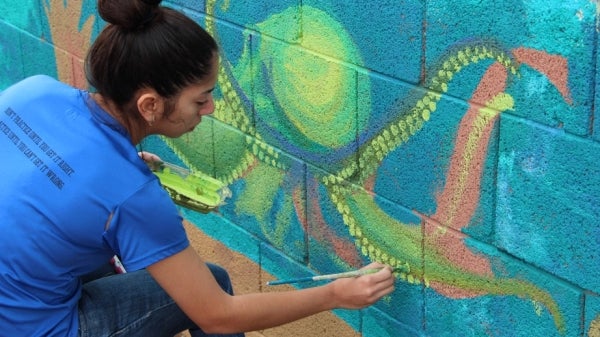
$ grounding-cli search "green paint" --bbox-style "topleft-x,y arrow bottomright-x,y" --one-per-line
322,44 -> 564,333
253,6 -> 368,148
198,3 -> 568,332
445,93 -> 512,225
338,186 -> 422,281
152,163 -> 231,214
236,163 -> 283,223
327,179 -> 564,333
590,314 -> 600,337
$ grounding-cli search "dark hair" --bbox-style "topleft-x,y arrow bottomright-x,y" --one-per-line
85,0 -> 218,118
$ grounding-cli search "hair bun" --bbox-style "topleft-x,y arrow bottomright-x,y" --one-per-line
97,0 -> 163,30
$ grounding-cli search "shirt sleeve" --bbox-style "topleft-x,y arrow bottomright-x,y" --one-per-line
103,180 -> 190,271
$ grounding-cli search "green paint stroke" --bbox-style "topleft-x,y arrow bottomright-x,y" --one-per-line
236,164 -> 282,223
206,0 -> 287,181
234,158 -> 299,250
152,164 -> 231,214
590,314 -> 600,337
443,93 -> 513,226
327,182 -> 564,333
255,6 -> 368,148
193,1 -> 566,333
323,44 -> 564,333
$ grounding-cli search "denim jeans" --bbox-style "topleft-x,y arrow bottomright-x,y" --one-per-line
78,262 -> 245,337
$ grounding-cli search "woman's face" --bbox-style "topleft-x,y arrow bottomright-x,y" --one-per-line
156,57 -> 219,138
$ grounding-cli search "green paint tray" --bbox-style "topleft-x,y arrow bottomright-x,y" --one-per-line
149,161 -> 231,213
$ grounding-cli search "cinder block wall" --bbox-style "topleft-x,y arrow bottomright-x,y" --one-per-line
2,1 -> 599,336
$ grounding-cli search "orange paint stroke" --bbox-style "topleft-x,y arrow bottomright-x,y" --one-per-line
427,62 -> 509,297
44,0 -> 94,88
435,62 -> 507,229
425,219 -> 487,298
364,174 -> 376,194
512,47 -> 573,105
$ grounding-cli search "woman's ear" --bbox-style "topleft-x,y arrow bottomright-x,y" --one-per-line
136,89 -> 164,126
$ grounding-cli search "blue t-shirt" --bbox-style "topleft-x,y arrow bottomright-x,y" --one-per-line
0,75 -> 189,336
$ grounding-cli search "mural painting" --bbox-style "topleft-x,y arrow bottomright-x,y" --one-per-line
7,0 -> 598,336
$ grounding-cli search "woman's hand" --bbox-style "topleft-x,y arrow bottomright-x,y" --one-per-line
149,249 -> 396,334
138,151 -> 162,163
328,262 -> 396,309
138,151 -> 163,171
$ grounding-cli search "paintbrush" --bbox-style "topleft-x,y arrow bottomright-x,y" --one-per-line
266,267 -> 403,286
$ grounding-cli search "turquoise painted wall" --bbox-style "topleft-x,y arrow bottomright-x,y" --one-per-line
1,1 -> 599,336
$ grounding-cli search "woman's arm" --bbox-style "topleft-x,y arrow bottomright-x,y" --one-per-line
147,245 -> 395,334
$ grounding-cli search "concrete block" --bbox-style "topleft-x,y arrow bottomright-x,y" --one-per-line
142,135 -> 197,171
157,117 -> 216,175
425,231 -> 582,336
251,34 -> 360,171
363,307 -> 424,337
209,0 -> 300,43
594,36 -> 600,142
307,166 -> 425,330
0,21 -> 23,89
39,0 -> 95,59
496,115 -> 600,291
368,211 -> 425,330
369,86 -> 497,242
20,33 -> 56,78
213,122 -> 308,263
260,241 -> 312,289
302,0 -> 423,83
306,165 -> 370,275
427,0 -> 594,136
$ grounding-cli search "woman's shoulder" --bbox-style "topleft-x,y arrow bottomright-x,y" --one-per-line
3,75 -> 72,97
1,75 -> 85,109
15,74 -> 62,86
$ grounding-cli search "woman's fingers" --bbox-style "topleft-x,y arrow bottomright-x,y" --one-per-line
138,151 -> 162,163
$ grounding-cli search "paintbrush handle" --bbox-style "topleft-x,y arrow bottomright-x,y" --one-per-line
266,268 -> 384,286
266,276 -> 316,286
311,268 -> 380,281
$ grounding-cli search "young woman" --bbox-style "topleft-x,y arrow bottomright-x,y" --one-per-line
0,0 -> 396,336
